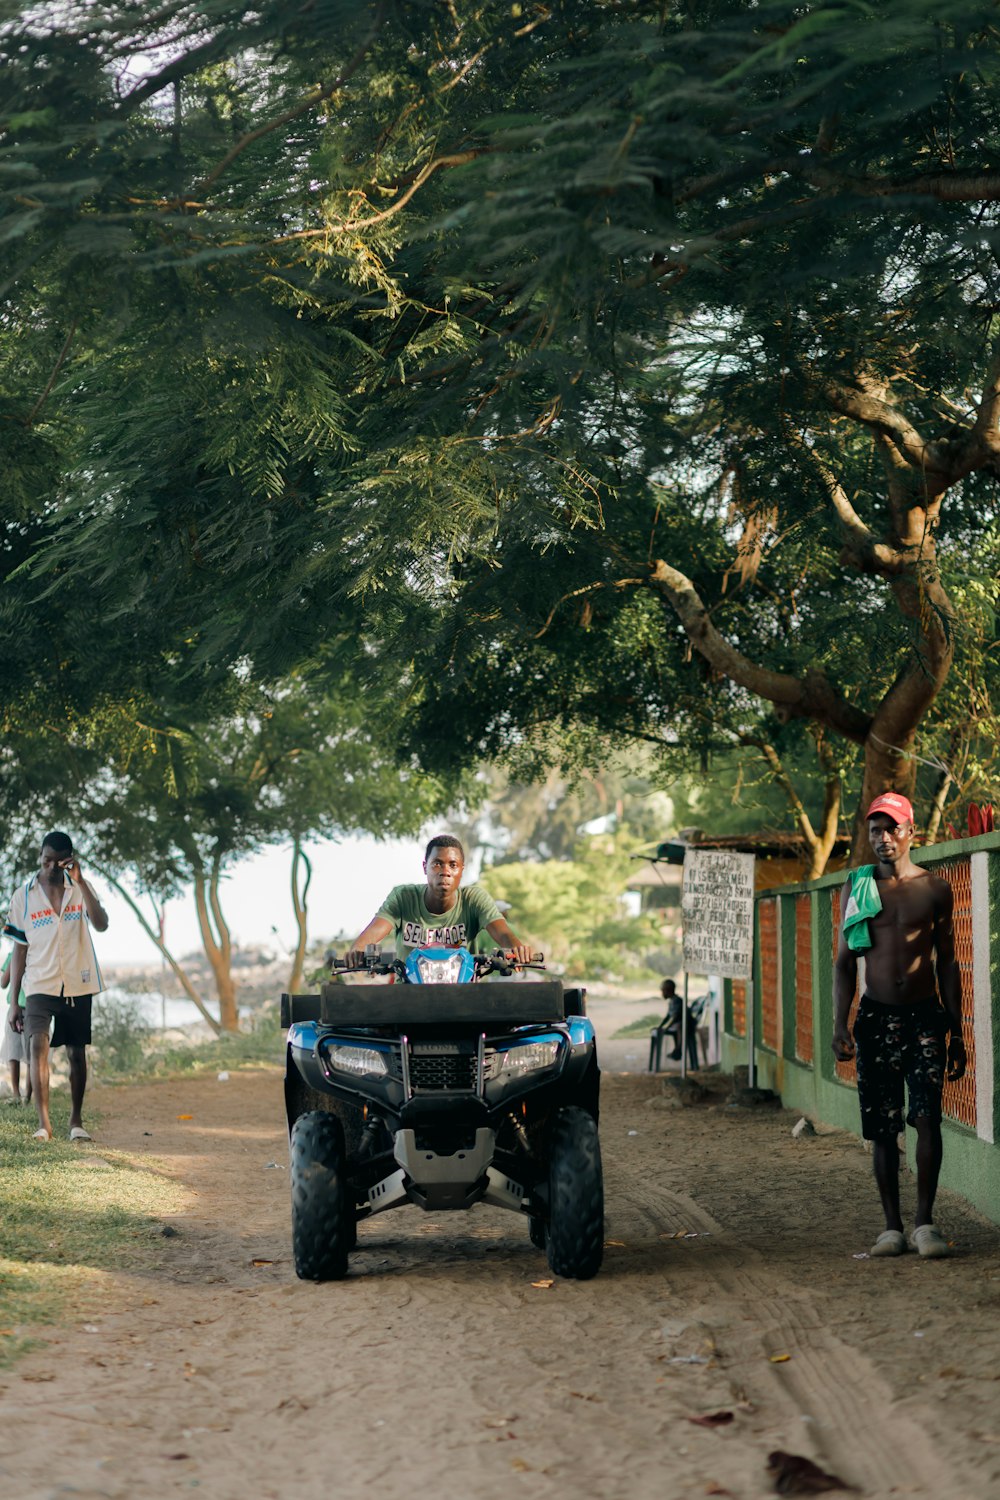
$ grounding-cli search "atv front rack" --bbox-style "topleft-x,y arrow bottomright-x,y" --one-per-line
280,980 -> 586,1029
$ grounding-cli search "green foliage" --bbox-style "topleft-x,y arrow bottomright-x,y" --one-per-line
91,993 -> 150,1077
5,0 -> 1000,876
485,833 -> 663,979
454,759 -> 674,865
143,1009 -> 284,1077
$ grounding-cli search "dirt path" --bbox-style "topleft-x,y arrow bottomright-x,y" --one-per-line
2,1064 -> 999,1500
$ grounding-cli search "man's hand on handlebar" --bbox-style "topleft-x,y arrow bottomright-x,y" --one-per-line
507,942 -> 535,968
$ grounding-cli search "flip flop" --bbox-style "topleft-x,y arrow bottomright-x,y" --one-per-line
32,1128 -> 52,1141
69,1126 -> 93,1142
870,1229 -> 907,1257
910,1224 -> 950,1259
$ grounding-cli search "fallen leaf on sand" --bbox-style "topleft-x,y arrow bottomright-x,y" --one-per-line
250,1258 -> 275,1267
706,1485 -> 734,1496
568,1391 -> 603,1402
510,1459 -> 532,1472
22,1373 -> 55,1382
164,1453 -> 190,1461
687,1411 -> 734,1428
604,1239 -> 626,1247
176,1114 -> 193,1121
484,1417 -> 517,1428
531,1279 -> 555,1289
767,1450 -> 856,1494
769,1353 -> 792,1363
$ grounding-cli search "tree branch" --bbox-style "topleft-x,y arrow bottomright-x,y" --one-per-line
972,339 -> 1000,454
288,840 -> 312,993
804,167 -> 1000,203
748,737 -> 818,845
649,557 -> 872,744
533,577 -> 646,639
330,151 -> 487,234
192,2 -> 388,197
797,442 -> 904,575
821,374 -> 934,469
88,861 -> 221,1035
26,320 -> 77,429
209,850 -> 232,975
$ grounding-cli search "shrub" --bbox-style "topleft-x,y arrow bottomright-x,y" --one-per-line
91,994 -> 151,1076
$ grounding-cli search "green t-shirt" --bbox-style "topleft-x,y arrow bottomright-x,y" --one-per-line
376,883 -> 503,958
2,945 -> 25,1007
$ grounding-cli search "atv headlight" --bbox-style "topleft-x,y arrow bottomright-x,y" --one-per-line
416,952 -> 464,984
325,1044 -> 389,1078
488,1039 -> 561,1080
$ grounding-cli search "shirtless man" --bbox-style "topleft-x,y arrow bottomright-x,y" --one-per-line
833,793 -> 965,1258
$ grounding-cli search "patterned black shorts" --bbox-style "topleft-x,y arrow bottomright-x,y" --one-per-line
853,997 -> 948,1142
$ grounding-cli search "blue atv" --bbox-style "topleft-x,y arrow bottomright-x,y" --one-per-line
281,946 -> 603,1282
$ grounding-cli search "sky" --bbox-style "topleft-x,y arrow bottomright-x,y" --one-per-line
93,832 -> 448,967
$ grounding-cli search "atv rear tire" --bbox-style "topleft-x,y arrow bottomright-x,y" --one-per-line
545,1106 -> 604,1280
290,1111 -> 351,1281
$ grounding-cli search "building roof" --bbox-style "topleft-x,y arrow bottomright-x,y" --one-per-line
677,828 -> 851,860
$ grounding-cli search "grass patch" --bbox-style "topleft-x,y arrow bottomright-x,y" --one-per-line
0,1091 -> 186,1368
92,1004 -> 284,1083
144,1012 -> 283,1077
612,1012 -> 665,1039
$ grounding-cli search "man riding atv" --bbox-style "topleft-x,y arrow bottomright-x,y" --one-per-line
348,834 -> 533,967
283,833 -> 603,1283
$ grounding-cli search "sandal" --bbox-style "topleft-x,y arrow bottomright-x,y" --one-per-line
910,1224 -> 950,1259
870,1229 -> 907,1257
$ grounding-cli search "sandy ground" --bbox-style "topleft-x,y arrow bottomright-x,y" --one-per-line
2,994 -> 1000,1500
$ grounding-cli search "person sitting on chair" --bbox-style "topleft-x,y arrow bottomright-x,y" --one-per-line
656,978 -> 683,1060
648,978 -> 705,1071
658,976 -> 702,1063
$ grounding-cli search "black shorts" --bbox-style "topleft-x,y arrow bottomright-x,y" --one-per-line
852,996 -> 947,1142
25,994 -> 93,1048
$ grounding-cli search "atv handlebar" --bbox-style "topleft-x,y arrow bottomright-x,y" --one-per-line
329,947 -> 545,978
480,950 -> 545,977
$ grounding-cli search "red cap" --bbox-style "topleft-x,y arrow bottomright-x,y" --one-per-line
866,792 -> 914,824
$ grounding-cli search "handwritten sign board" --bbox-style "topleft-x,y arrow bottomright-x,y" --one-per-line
681,850 -> 755,979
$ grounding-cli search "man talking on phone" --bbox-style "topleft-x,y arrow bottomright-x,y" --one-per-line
4,831 -> 108,1142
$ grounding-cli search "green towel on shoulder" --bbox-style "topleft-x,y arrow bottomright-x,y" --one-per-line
843,864 -> 881,952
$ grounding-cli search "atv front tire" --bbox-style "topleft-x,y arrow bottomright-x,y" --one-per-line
290,1111 -> 351,1281
545,1106 -> 604,1280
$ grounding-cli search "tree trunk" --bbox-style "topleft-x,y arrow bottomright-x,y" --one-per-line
924,769 -> 953,845
751,739 -> 842,880
806,771 -> 842,880
288,840 -> 312,993
851,591 -> 954,859
88,863 -> 222,1036
192,866 -> 240,1032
